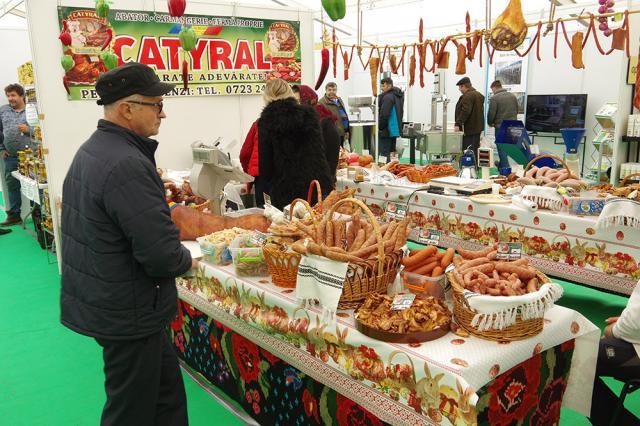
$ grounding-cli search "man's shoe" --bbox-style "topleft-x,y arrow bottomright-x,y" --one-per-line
0,228 -> 11,235
0,215 -> 22,227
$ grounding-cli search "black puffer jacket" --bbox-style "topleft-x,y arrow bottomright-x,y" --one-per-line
61,120 -> 192,340
258,99 -> 333,210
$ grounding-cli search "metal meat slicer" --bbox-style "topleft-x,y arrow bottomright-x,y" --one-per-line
189,139 -> 253,215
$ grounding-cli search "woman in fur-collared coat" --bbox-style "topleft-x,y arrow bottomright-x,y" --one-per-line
258,79 -> 333,211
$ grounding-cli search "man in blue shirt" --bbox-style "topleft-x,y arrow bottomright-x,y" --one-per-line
319,82 -> 350,145
378,77 -> 404,162
0,84 -> 31,227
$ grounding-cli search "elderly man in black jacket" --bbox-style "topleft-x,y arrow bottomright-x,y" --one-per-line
60,63 -> 194,426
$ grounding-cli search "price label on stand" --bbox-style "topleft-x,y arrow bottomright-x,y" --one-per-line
496,242 -> 523,261
418,228 -> 441,245
391,294 -> 416,311
385,202 -> 407,221
251,231 -> 268,246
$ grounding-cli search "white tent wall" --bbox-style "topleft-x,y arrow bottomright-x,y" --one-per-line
314,15 -> 636,176
24,0 -> 315,266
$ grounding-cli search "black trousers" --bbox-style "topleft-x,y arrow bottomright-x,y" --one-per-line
589,337 -> 640,426
95,330 -> 188,426
253,175 -> 269,209
462,133 -> 481,157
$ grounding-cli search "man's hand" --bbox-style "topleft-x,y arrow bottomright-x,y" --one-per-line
17,124 -> 29,133
604,323 -> 616,339
605,316 -> 620,325
1,150 -> 9,159
191,259 -> 199,269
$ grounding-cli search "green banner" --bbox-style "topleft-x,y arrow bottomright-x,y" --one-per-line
57,6 -> 302,100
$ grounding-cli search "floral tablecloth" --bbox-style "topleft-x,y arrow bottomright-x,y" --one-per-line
337,177 -> 640,295
174,260 -> 600,425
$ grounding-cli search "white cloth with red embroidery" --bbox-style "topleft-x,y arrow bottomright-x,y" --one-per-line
464,282 -> 564,331
596,197 -> 640,230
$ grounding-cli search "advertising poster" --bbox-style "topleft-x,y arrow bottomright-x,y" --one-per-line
57,6 -> 302,100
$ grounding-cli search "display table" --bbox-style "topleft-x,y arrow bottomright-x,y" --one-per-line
337,177 -> 640,295
171,260 -> 599,425
11,170 -> 47,205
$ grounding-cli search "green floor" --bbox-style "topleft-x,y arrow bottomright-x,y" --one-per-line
0,208 -> 637,425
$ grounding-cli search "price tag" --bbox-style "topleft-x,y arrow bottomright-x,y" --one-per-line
385,202 -> 406,220
391,294 -> 416,311
496,242 -> 523,261
283,207 -> 291,223
378,155 -> 387,164
264,193 -> 271,205
418,228 -> 441,245
250,231 -> 268,246
363,149 -> 370,156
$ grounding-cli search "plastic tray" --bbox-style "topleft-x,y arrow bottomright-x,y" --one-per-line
230,235 -> 269,277
400,270 -> 447,299
224,207 -> 265,218
196,238 -> 232,266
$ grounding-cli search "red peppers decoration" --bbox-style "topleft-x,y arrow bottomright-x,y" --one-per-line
101,28 -> 113,51
315,48 -> 330,90
168,0 -> 187,18
59,20 -> 72,46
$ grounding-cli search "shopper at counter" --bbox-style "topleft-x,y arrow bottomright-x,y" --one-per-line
487,80 -> 518,169
60,63 -> 193,426
292,84 -> 341,181
454,77 -> 485,156
319,82 -> 350,144
240,119 -> 266,208
258,78 -> 333,210
589,279 -> 640,426
378,77 -> 404,162
0,83 -> 31,226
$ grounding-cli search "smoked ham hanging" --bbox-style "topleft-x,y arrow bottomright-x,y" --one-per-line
490,0 -> 528,51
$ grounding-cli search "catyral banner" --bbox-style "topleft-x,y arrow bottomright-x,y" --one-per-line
57,6 -> 302,99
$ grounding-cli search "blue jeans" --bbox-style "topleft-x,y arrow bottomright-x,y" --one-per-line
496,144 -> 511,169
3,156 -> 21,216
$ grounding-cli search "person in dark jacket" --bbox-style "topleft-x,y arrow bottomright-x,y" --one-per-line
60,63 -> 194,426
487,80 -> 519,169
319,82 -> 350,144
258,78 -> 333,211
292,84 -> 341,182
378,77 -> 404,162
455,77 -> 485,157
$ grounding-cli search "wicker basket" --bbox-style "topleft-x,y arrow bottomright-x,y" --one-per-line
447,270 -> 551,342
326,198 -> 404,310
524,154 -> 579,180
620,172 -> 640,187
192,200 -> 211,212
263,244 -> 301,288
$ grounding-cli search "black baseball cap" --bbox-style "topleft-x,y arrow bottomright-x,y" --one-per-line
456,77 -> 471,86
96,62 -> 175,106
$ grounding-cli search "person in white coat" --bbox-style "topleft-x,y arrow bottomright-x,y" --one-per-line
588,280 -> 640,425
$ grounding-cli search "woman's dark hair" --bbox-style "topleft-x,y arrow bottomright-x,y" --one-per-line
4,83 -> 25,97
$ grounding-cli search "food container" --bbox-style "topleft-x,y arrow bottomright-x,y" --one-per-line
400,271 -> 447,299
355,319 -> 449,344
196,237 -> 232,266
568,198 -> 606,216
230,235 -> 269,277
224,207 -> 265,218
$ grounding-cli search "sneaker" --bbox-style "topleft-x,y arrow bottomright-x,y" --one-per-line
0,215 -> 22,227
0,228 -> 11,235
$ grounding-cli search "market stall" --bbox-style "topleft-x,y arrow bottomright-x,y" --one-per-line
336,175 -> 640,295
172,258 -> 598,426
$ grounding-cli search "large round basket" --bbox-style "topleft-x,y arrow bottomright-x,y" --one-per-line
263,245 -> 301,288
326,198 -> 404,310
447,270 -> 551,342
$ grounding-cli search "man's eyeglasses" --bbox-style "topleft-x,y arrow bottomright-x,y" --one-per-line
126,100 -> 163,113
